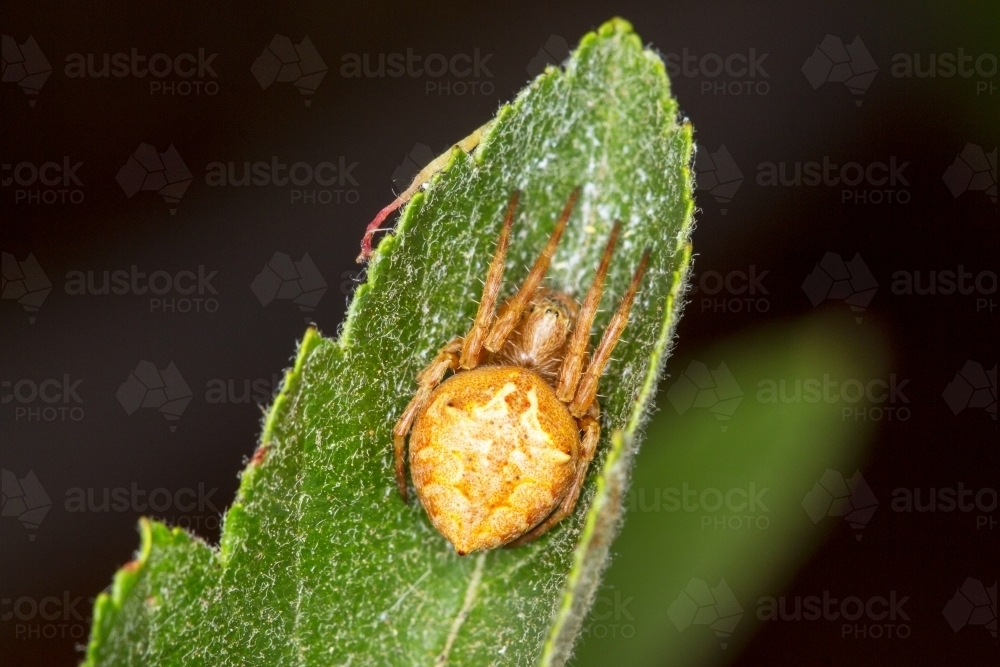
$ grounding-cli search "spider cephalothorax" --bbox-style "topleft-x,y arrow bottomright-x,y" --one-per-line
494,289 -> 579,383
393,188 -> 648,554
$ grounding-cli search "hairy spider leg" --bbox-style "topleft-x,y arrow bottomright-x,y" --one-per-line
483,186 -> 580,354
569,250 -> 650,418
556,221 -> 621,403
458,191 -> 520,369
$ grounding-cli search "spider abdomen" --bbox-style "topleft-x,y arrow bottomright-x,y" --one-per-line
409,366 -> 580,554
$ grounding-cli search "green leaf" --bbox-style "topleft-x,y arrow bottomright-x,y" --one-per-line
83,17 -> 694,666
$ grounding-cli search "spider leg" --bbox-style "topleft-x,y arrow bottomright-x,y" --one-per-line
506,400 -> 600,547
569,250 -> 650,418
483,187 -> 580,354
458,191 -> 519,369
556,221 -> 620,403
393,337 -> 463,501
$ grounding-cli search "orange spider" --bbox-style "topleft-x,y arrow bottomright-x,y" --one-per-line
393,187 -> 648,554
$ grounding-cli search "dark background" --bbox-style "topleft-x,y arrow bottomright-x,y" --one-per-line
2,2 -> 996,665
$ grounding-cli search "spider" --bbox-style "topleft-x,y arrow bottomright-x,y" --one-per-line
392,187 -> 648,555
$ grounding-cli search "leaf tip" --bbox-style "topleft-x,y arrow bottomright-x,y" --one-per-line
597,16 -> 635,37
